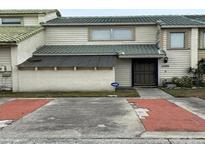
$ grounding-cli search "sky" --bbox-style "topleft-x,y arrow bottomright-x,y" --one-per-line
60,9 -> 205,16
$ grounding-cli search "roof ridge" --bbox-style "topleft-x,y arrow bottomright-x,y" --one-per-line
59,15 -> 190,18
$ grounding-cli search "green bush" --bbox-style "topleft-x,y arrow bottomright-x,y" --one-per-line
172,76 -> 193,88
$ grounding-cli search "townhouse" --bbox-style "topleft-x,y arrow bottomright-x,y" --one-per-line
0,10 -> 205,91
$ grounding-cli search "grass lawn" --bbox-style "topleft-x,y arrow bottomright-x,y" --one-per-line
0,89 -> 139,98
161,88 -> 205,99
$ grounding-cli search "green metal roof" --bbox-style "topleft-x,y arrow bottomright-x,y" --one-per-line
0,26 -> 44,45
44,15 -> 205,27
0,9 -> 60,16
33,44 -> 165,57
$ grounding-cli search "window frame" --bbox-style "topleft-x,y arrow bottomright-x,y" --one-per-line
0,17 -> 22,25
203,31 -> 205,49
89,27 -> 135,41
169,32 -> 186,49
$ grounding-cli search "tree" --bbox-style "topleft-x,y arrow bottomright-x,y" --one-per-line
188,59 -> 205,86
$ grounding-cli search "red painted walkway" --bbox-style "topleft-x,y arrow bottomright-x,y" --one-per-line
128,99 -> 205,132
0,99 -> 51,120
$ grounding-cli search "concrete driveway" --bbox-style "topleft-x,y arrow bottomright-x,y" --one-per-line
0,98 -> 144,139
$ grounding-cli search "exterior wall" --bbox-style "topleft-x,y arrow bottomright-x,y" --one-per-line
23,16 -> 39,26
38,12 -> 58,23
45,26 -> 157,45
11,30 -> 45,91
199,50 -> 205,60
23,12 -> 57,26
16,30 -> 45,64
159,29 -> 191,83
45,27 -> 88,45
190,28 -> 198,68
135,26 -> 158,44
17,69 -> 115,91
115,58 -> 132,87
0,47 -> 12,89
198,29 -> 205,60
159,50 -> 191,81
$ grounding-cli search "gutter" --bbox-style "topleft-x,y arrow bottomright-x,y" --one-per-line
42,22 -> 157,26
33,53 -> 118,56
161,25 -> 205,28
118,54 -> 165,58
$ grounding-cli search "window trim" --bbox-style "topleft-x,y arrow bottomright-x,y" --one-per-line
89,27 -> 135,41
0,17 -> 23,26
202,31 -> 205,49
167,29 -> 190,50
169,32 -> 185,49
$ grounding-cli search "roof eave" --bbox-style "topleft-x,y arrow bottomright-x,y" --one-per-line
161,25 -> 205,28
43,22 -> 157,26
0,42 -> 17,46
118,54 -> 165,58
33,53 -> 118,56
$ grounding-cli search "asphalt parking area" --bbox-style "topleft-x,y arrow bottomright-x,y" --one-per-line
128,99 -> 205,132
0,98 -> 144,139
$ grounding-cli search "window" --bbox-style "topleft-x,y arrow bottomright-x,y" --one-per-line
91,29 -> 111,40
170,32 -> 185,49
203,32 -> 205,48
1,18 -> 21,25
90,27 -> 134,41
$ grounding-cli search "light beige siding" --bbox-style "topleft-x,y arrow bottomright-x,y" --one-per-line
23,16 -> 39,26
159,28 -> 192,82
45,26 -> 158,45
115,58 -> 132,87
135,26 -> 157,44
45,27 -> 88,45
159,50 -> 190,80
0,47 -> 12,89
18,70 -> 115,91
199,50 -> 205,60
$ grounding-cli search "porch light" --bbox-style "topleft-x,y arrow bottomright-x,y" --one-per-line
164,57 -> 168,63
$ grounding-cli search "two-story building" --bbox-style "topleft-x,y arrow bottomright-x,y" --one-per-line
0,10 -> 205,91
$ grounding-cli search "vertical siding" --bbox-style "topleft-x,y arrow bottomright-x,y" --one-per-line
115,58 -> 132,87
0,47 -> 12,89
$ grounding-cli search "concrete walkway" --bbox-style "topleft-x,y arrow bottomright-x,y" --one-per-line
135,88 -> 174,99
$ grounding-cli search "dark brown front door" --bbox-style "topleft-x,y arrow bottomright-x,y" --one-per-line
132,59 -> 158,86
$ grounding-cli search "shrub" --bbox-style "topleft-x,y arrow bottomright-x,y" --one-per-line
171,76 -> 193,88
172,77 -> 180,85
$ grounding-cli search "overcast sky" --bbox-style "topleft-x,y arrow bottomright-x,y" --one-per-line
60,9 -> 205,16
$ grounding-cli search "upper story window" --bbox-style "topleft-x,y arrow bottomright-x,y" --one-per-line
170,32 -> 185,49
90,27 -> 134,41
0,18 -> 21,25
203,32 -> 205,48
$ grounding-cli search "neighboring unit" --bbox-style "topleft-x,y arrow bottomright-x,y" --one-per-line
0,10 -> 205,91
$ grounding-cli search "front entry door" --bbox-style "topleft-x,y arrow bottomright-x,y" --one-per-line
132,59 -> 158,86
